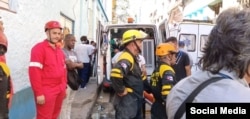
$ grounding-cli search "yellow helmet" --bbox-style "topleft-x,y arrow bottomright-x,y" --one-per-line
121,29 -> 148,46
156,43 -> 177,56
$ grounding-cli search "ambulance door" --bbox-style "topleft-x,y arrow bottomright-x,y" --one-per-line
178,23 -> 198,72
198,24 -> 214,60
158,19 -> 169,43
96,22 -> 106,85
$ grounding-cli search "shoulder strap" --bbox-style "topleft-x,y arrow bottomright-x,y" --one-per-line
174,77 -> 224,119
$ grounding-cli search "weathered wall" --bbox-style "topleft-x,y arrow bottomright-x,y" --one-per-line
0,0 -> 88,118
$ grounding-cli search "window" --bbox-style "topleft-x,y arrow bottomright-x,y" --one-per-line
200,35 -> 208,52
0,0 -> 18,13
142,40 -> 154,68
179,34 -> 196,52
60,13 -> 74,36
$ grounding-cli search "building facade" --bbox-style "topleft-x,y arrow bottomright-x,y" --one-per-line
147,0 -> 183,25
0,0 -> 111,118
183,0 -> 248,21
148,0 -> 248,25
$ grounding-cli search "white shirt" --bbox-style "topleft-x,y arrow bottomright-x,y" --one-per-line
138,54 -> 146,68
74,44 -> 93,63
63,48 -> 78,63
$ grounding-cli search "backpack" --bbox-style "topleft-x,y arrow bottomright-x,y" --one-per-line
63,48 -> 81,90
67,69 -> 81,90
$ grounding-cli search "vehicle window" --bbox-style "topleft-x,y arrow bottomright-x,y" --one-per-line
142,40 -> 154,68
200,35 -> 208,52
159,23 -> 166,42
179,34 -> 196,52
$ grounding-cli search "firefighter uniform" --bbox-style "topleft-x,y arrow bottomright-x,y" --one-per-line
148,43 -> 177,119
150,63 -> 176,119
111,50 -> 146,119
0,30 -> 13,119
29,40 -> 67,119
111,29 -> 148,119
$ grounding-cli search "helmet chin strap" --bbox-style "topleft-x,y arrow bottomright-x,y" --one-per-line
133,40 -> 141,54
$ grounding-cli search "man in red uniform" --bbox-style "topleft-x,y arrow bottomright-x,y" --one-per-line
29,21 -> 67,119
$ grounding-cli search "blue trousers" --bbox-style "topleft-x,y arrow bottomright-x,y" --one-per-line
77,63 -> 90,88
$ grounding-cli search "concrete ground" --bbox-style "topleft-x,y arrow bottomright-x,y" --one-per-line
70,77 -> 100,119
69,77 -> 151,119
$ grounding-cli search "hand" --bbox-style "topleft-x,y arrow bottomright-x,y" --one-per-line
117,89 -> 128,97
36,95 -> 45,105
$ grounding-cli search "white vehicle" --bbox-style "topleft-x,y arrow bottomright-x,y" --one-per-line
158,19 -> 214,73
96,23 -> 159,91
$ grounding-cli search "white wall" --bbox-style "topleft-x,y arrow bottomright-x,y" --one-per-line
0,0 -> 89,93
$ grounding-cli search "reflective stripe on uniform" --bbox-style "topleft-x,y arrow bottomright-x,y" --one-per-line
29,62 -> 43,69
161,90 -> 170,95
6,91 -> 10,98
162,85 -> 171,95
142,74 -> 147,80
0,62 -> 10,77
111,68 -> 123,78
111,72 -> 123,78
111,68 -> 121,74
162,85 -> 171,90
125,87 -> 133,93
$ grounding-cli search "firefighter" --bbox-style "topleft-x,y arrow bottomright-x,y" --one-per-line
149,43 -> 177,119
0,28 -> 13,119
111,29 -> 148,119
29,21 -> 67,119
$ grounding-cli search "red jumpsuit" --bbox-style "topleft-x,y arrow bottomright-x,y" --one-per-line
29,40 -> 67,119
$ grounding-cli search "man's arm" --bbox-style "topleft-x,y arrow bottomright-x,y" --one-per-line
183,52 -> 191,76
29,45 -> 45,105
29,46 -> 44,96
161,70 -> 176,101
185,65 -> 191,76
65,60 -> 83,70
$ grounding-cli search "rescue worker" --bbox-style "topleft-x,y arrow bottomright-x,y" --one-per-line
0,26 -> 13,119
148,43 -> 177,119
29,21 -> 67,119
110,29 -> 148,119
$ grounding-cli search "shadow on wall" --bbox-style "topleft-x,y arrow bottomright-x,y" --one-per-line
9,87 -> 36,119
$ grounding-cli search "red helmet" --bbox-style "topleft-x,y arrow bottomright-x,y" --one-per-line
44,21 -> 62,32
